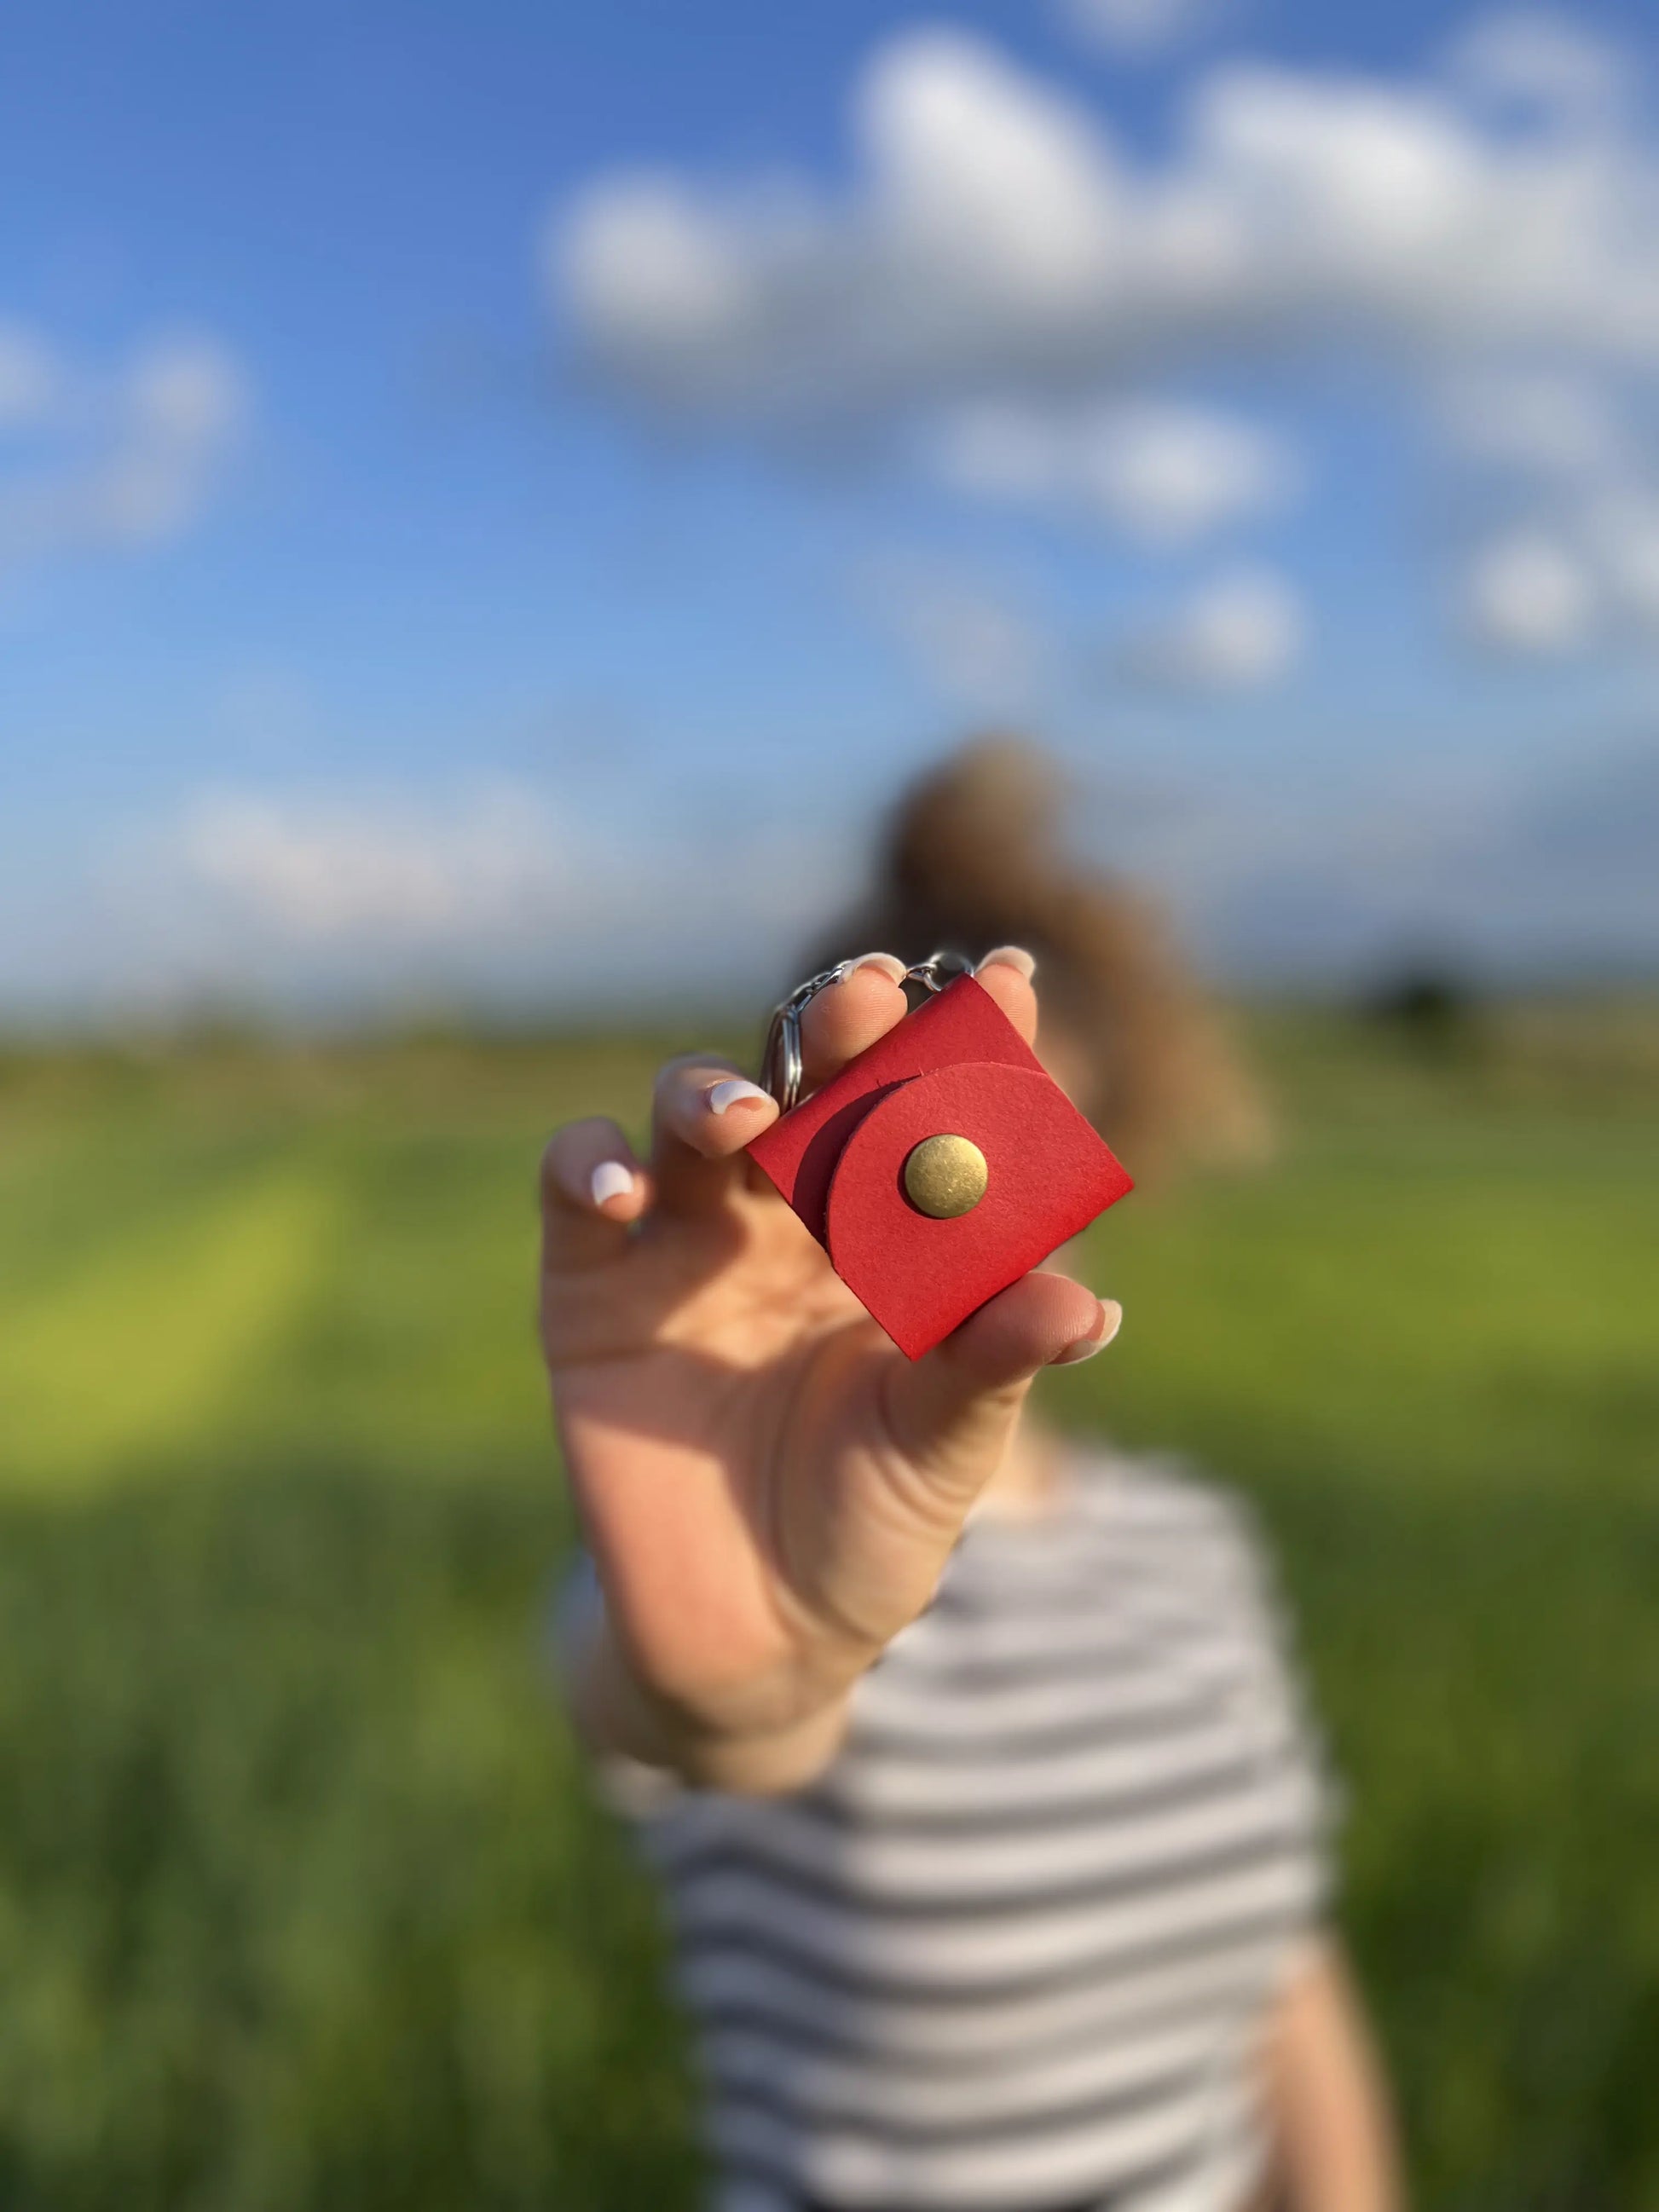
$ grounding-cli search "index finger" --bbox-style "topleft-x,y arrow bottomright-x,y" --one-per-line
797,955 -> 910,1092
798,946 -> 1040,1094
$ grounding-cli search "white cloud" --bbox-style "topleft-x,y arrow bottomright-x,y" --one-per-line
13,738 -> 1657,1019
558,31 -> 1131,424
1461,527 -> 1595,652
1228,738 -> 1659,980
1583,493 -> 1659,632
1119,564 -> 1304,689
864,554 -> 1053,711
862,30 -> 1125,318
0,323 -> 63,429
544,22 -> 1659,689
1137,734 -> 1659,982
1456,489 -> 1659,654
1436,366 -> 1625,479
1447,8 -> 1628,135
1059,0 -> 1222,62
0,326 -> 249,575
552,27 -> 1659,430
553,23 -> 1659,667
926,396 -> 1293,545
1189,67 -> 1484,271
176,786 -> 571,944
37,776 -> 860,1019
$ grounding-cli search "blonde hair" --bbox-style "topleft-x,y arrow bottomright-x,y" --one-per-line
806,736 -> 1271,1175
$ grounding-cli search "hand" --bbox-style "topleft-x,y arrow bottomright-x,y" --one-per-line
540,952 -> 1120,1790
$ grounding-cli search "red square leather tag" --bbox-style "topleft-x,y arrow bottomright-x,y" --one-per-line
748,975 -> 1133,1359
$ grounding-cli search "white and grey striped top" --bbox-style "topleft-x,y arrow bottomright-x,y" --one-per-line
598,1453 -> 1332,2212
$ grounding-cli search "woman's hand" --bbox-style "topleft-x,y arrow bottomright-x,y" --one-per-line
540,953 -> 1119,1792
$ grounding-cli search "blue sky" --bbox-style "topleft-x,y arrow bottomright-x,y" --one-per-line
3,0 -> 1657,1017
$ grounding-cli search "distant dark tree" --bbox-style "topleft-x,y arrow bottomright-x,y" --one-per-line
1361,962 -> 1485,1058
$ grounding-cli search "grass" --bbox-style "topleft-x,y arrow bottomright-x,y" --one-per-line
0,1004 -> 1655,2209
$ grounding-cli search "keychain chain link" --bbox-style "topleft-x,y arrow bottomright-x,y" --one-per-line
760,950 -> 974,1113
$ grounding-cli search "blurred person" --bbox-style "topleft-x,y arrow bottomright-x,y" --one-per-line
543,741 -> 1400,2212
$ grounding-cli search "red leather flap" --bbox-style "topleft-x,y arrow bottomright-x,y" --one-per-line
824,1061 -> 1134,1360
748,974 -> 1043,1243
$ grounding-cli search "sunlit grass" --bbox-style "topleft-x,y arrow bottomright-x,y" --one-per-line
0,1166 -> 339,1491
0,1004 -> 1654,2209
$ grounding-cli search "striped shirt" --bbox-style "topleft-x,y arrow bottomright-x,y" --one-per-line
594,1453 -> 1332,2212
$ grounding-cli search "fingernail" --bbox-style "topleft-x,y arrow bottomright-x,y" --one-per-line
849,952 -> 908,984
590,1161 -> 634,1208
708,1077 -> 773,1116
978,945 -> 1037,981
1051,1300 -> 1123,1364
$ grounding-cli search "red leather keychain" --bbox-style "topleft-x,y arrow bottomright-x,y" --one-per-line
749,955 -> 1133,1360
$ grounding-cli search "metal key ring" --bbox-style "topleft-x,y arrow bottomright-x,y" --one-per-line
760,948 -> 974,1113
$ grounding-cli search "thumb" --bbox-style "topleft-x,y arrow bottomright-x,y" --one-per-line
882,1271 -> 1122,1498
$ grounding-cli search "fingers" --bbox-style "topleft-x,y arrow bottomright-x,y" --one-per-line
948,1271 -> 1120,1383
648,954 -> 911,1216
650,1056 -> 780,1214
974,946 -> 1038,1048
591,944 -> 1042,1231
540,1118 -> 650,1272
799,955 -> 910,1090
797,944 -> 1042,1071
882,1270 -> 1122,1489
791,946 -> 1040,1092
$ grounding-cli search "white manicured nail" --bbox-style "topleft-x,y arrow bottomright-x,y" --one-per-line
708,1077 -> 772,1116
850,952 -> 907,983
978,945 -> 1037,981
590,1161 -> 634,1208
1052,1301 -> 1123,1364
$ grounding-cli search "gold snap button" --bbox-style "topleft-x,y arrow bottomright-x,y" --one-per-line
903,1133 -> 988,1219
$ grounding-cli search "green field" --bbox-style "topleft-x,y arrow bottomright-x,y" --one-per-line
0,1005 -> 1656,2211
